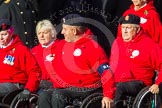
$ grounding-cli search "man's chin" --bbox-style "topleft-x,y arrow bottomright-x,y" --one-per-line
123,39 -> 131,42
0,43 -> 6,45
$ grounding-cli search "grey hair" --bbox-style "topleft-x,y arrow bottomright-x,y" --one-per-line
73,26 -> 87,34
133,24 -> 140,28
36,19 -> 57,40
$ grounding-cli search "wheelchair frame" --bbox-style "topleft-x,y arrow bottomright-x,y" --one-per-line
0,89 -> 38,108
132,86 -> 159,108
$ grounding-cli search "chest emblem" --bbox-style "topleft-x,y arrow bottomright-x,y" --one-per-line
130,50 -> 139,58
45,54 -> 55,62
73,48 -> 82,56
3,55 -> 15,65
140,17 -> 147,24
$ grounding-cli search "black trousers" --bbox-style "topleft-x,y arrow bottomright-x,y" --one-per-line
38,87 -> 102,108
114,80 -> 145,108
0,82 -> 24,98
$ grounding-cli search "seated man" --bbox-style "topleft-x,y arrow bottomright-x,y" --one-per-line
38,14 -> 115,108
0,19 -> 41,101
32,19 -> 60,91
110,14 -> 162,108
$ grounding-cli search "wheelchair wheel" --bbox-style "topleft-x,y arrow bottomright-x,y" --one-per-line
80,93 -> 103,108
2,89 -> 22,105
10,93 -> 39,108
28,93 -> 39,108
132,86 -> 159,108
0,89 -> 23,108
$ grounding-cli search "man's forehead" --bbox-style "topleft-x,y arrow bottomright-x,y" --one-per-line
121,24 -> 134,26
63,24 -> 75,28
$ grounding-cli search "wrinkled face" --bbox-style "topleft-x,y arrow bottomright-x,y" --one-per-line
132,0 -> 146,7
0,29 -> 12,46
61,24 -> 76,42
121,24 -> 139,42
37,28 -> 53,45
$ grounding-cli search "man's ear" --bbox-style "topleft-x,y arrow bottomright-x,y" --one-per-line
137,27 -> 141,33
72,27 -> 77,35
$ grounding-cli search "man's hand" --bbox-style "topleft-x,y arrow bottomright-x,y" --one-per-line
149,84 -> 159,94
18,89 -> 31,101
102,96 -> 113,108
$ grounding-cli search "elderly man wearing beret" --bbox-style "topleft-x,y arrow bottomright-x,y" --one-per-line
0,19 -> 41,101
38,14 -> 115,108
110,14 -> 162,108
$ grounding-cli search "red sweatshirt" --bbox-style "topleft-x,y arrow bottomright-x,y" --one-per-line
0,35 -> 41,92
110,29 -> 162,86
32,39 -> 60,81
48,29 -> 115,99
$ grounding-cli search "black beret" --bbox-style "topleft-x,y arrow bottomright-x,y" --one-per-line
62,14 -> 86,26
0,19 -> 11,31
119,14 -> 140,25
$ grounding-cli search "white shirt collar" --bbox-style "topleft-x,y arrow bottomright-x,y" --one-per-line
41,40 -> 55,48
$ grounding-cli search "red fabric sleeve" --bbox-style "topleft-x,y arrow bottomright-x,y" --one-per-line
22,48 -> 41,92
148,44 -> 162,85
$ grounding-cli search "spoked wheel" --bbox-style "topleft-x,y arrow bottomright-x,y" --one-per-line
132,86 -> 159,108
10,93 -> 38,108
80,93 -> 103,108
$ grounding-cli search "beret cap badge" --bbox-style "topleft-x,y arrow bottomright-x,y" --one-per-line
63,18 -> 66,23
125,15 -> 129,21
0,19 -> 11,31
2,23 -> 7,30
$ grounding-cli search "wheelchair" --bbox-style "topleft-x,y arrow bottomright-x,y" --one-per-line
65,92 -> 103,108
116,86 -> 160,108
132,86 -> 160,108
0,89 -> 38,108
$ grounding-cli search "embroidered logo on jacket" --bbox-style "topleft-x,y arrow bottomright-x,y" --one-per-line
140,17 -> 147,24
130,50 -> 139,58
3,55 -> 15,65
45,54 -> 55,62
144,10 -> 149,16
73,48 -> 82,56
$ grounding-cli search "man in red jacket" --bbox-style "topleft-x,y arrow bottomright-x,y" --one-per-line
117,0 -> 162,47
38,14 -> 115,108
110,14 -> 162,108
0,19 -> 41,101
